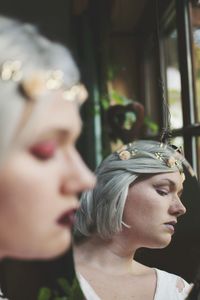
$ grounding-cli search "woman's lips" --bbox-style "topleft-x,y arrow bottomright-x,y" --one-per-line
164,224 -> 175,234
163,219 -> 177,234
164,221 -> 177,234
57,209 -> 77,228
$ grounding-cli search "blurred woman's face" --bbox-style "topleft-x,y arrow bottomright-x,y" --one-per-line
0,92 -> 95,259
122,172 -> 186,249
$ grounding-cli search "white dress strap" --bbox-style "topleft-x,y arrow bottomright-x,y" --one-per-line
154,268 -> 191,300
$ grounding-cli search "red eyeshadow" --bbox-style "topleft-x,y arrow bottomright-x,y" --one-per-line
30,140 -> 58,159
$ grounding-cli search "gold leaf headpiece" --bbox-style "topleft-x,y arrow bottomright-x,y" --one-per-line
0,60 -> 88,104
116,142 -> 185,175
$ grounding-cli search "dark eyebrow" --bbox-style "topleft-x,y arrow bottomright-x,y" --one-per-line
159,179 -> 175,186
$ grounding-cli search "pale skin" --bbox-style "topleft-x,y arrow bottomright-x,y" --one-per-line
74,172 -> 186,300
0,90 -> 95,260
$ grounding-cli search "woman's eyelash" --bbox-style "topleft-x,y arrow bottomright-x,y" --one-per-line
31,150 -> 54,160
156,189 -> 168,196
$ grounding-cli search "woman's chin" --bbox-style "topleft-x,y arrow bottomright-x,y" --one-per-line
147,236 -> 172,250
8,234 -> 72,260
38,237 -> 72,260
36,228 -> 73,259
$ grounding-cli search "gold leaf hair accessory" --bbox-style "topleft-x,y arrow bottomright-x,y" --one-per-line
1,60 -> 23,82
0,60 -> 88,104
116,142 -> 185,174
117,143 -> 138,160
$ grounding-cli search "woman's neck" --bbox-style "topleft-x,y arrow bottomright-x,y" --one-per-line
74,234 -> 146,276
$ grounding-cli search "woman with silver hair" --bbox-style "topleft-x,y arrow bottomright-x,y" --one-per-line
74,140 -> 194,300
0,15 -> 95,299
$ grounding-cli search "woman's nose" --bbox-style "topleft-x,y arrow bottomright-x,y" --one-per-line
170,197 -> 186,217
60,149 -> 96,195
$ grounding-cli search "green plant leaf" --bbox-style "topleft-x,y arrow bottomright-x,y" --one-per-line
110,90 -> 124,105
57,278 -> 71,295
101,97 -> 110,110
144,116 -> 159,135
110,90 -> 131,105
37,287 -> 52,300
69,278 -> 84,300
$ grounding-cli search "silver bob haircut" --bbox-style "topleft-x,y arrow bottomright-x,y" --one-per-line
74,140 -> 194,240
0,15 -> 80,165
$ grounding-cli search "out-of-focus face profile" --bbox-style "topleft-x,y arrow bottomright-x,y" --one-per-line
0,15 -> 96,260
122,171 -> 186,248
0,91 -> 95,260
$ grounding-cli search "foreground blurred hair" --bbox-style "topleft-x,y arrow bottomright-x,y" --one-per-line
0,16 -> 80,165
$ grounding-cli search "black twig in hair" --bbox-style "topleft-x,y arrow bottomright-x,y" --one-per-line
158,79 -> 172,144
155,0 -> 172,145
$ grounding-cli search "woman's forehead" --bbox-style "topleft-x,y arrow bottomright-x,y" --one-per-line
137,172 -> 184,187
15,97 -> 82,147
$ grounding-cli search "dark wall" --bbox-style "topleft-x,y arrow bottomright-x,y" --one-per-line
0,0 -> 73,45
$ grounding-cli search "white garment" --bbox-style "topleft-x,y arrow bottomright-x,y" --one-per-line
154,268 -> 191,300
78,269 -> 191,300
0,289 -> 8,300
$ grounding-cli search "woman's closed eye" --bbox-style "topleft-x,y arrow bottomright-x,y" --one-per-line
156,188 -> 169,196
29,140 -> 58,160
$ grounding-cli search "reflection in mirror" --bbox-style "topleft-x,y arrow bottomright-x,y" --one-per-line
73,140 -> 195,300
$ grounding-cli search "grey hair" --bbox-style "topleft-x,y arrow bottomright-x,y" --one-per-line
0,16 -> 80,165
74,140 -> 192,240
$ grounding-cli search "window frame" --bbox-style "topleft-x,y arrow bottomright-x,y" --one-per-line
155,0 -> 200,175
